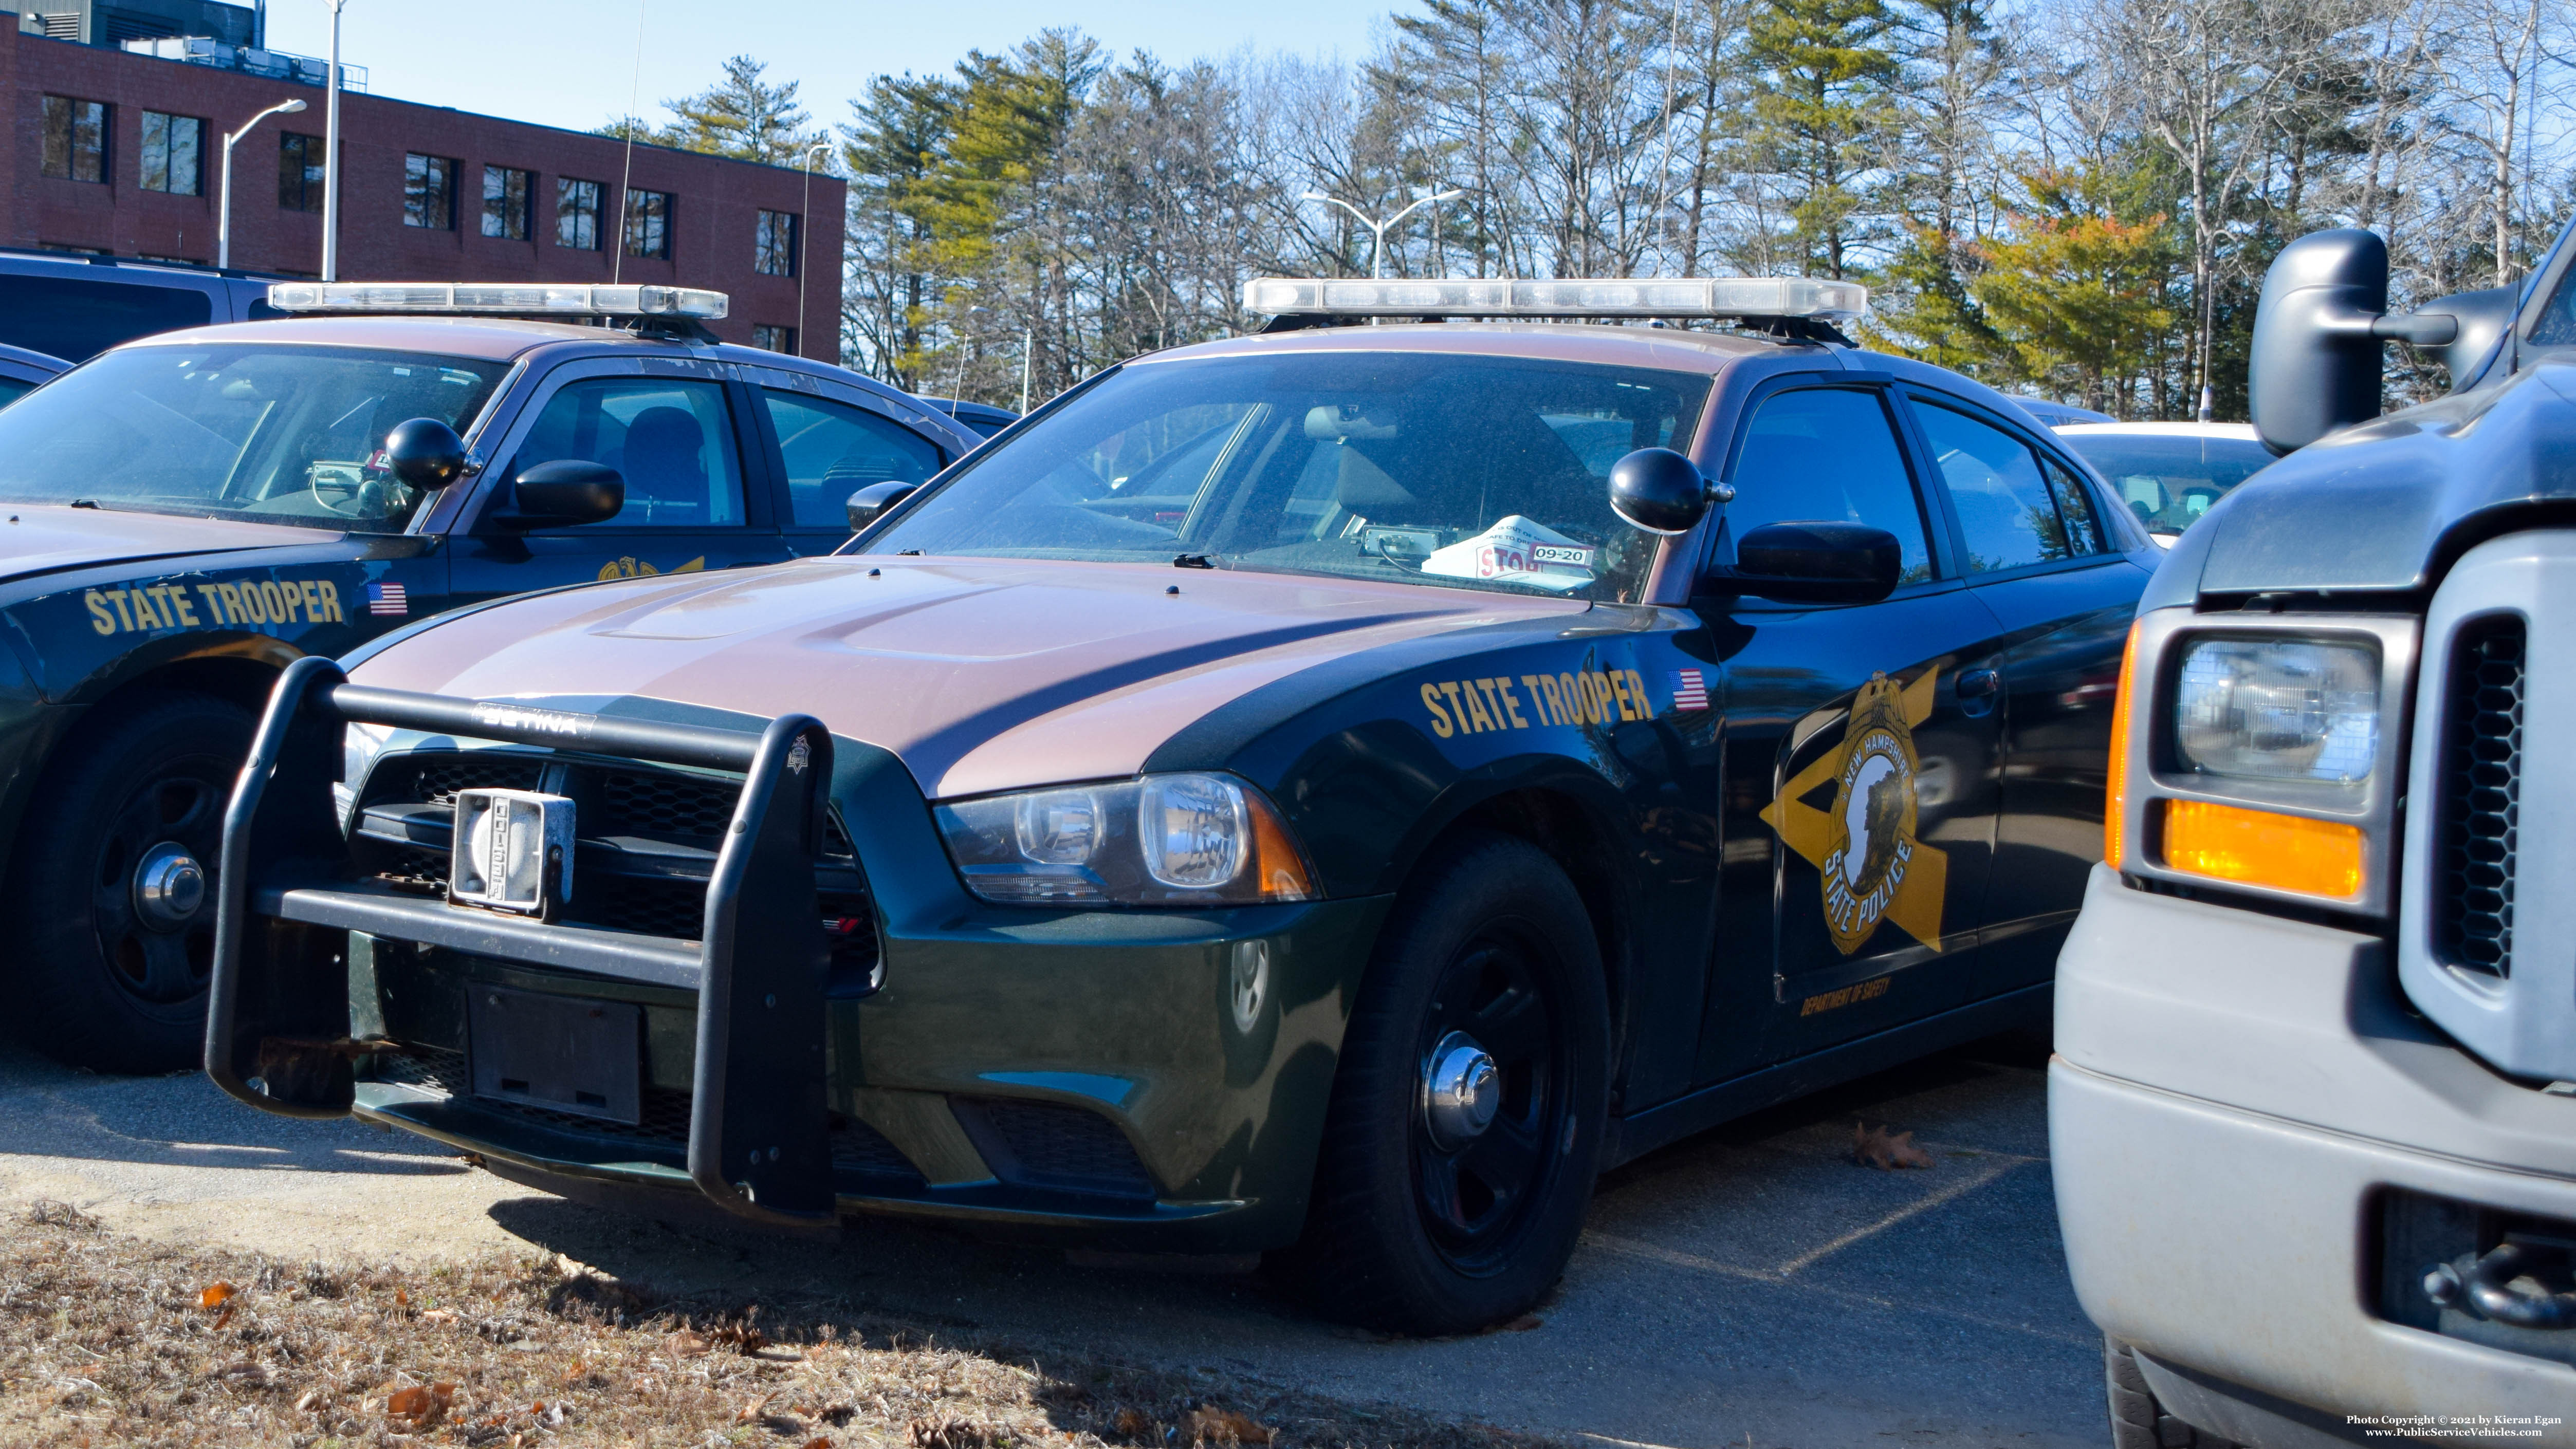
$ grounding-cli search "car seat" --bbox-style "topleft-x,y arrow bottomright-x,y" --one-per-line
616,406 -> 710,523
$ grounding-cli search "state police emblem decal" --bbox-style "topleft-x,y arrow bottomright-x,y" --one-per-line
1759,671 -> 1948,956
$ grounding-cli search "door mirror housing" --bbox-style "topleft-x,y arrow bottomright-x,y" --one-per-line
845,480 -> 920,531
1719,521 -> 1902,604
2250,228 -> 2486,455
493,459 -> 624,530
1609,447 -> 1727,535
383,418 -> 466,491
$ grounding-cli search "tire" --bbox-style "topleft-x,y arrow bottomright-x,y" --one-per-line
1279,829 -> 1610,1335
6,692 -> 254,1073
2106,1337 -> 2242,1449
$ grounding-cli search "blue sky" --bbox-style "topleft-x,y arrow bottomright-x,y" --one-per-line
259,0 -> 1392,137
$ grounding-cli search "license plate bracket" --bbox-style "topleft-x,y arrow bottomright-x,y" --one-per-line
466,986 -> 643,1125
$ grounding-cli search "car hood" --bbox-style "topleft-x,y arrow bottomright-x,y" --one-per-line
2144,360 -> 2576,607
0,504 -> 332,588
349,555 -> 1588,797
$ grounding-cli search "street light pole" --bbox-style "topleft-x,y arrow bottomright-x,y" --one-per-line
219,98 -> 305,270
1300,188 -> 1464,278
796,140 -> 831,361
319,0 -> 347,281
1018,324 -> 1033,415
949,305 -> 989,402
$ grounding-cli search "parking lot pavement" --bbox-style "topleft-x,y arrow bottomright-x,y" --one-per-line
0,1036 -> 2099,1448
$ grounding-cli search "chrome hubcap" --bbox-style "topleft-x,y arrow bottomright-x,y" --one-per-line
133,842 -> 206,931
1422,1030 -> 1501,1150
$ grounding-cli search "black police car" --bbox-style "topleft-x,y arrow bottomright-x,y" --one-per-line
0,282 -> 976,1072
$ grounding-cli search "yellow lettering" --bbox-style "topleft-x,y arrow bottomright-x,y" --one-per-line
316,580 -> 343,621
255,581 -> 286,622
1421,682 -> 1455,739
1627,670 -> 1652,720
1521,675 -> 1554,726
1496,677 -> 1530,729
1440,680 -> 1474,733
1459,681 -> 1497,733
85,591 -> 115,635
168,586 -> 200,627
1557,672 -> 1583,725
272,581 -> 302,622
195,583 -> 228,623
105,589 -> 135,630
127,588 -> 162,631
1610,670 -> 1636,721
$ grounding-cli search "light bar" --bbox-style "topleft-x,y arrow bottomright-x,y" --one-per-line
264,282 -> 729,321
1242,276 -> 1868,323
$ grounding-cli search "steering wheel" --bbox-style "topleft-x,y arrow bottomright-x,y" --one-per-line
305,460 -> 397,519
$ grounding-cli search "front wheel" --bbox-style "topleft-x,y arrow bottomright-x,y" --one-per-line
1279,830 -> 1609,1335
6,692 -> 253,1073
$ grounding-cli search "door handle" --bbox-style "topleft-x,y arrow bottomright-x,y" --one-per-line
1956,668 -> 1999,717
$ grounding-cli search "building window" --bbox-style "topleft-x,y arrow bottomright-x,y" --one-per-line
557,178 -> 601,250
481,165 -> 533,240
42,96 -> 109,183
622,188 -> 672,259
138,112 -> 203,195
755,210 -> 797,276
403,154 -> 456,230
752,324 -> 795,354
279,133 -> 325,212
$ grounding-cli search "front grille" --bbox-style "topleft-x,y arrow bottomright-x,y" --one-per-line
954,1098 -> 1158,1201
366,1045 -> 921,1186
575,876 -> 707,941
412,753 -> 546,806
2436,617 -> 2526,977
598,770 -> 737,841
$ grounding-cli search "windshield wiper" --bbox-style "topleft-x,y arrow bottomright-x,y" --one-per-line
1173,553 -> 1217,569
69,498 -> 100,509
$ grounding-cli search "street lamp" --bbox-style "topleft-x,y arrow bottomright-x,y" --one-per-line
796,140 -> 831,361
319,0 -> 348,282
948,305 -> 990,402
1301,188 -> 1463,278
219,98 -> 305,270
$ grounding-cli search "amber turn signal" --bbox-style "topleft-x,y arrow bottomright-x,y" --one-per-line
1248,791 -> 1317,901
2158,798 -> 2364,900
2103,621 -> 2142,872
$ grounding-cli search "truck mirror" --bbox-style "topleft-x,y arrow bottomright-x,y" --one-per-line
504,459 -> 625,529
383,418 -> 466,490
845,480 -> 919,531
2415,285 -> 2520,392
1609,447 -> 1724,535
1721,521 -> 1902,604
2249,229 -> 2511,455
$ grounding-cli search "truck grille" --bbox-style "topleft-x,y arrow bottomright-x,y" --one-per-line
2435,617 -> 2525,978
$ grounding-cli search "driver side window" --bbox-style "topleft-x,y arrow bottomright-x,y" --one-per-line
510,377 -> 745,529
1722,387 -> 1935,585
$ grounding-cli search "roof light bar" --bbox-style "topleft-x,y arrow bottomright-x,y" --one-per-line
1242,276 -> 1867,323
264,282 -> 730,321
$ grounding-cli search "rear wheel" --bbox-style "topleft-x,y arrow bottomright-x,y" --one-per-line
2106,1337 -> 2241,1449
1280,830 -> 1609,1335
7,693 -> 252,1073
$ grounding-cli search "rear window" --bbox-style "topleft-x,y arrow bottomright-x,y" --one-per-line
0,273 -> 214,361
2058,432 -> 2274,535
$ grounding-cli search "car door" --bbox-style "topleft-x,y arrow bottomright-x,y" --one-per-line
447,358 -> 792,604
1897,391 -> 2152,1000
1689,379 -> 2010,1077
742,373 -> 955,555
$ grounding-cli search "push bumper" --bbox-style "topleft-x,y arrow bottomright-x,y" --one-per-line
2053,864 -> 2576,1445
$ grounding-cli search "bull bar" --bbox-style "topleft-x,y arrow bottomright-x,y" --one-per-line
208,654 -> 843,1228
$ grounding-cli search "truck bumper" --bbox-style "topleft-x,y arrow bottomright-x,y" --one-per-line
2053,864 -> 2576,1446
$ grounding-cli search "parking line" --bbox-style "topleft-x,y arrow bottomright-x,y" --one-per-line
1773,1152 -> 2027,1275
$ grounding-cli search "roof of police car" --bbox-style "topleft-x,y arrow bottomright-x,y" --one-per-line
1147,320 -> 1818,374
116,314 -> 759,363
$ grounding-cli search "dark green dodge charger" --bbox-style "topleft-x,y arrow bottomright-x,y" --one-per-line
214,277 -> 2152,1332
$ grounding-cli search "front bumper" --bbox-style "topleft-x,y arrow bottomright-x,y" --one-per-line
2054,864 -> 2576,1444
211,659 -> 1388,1254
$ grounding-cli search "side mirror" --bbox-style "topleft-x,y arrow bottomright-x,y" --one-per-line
383,417 -> 465,490
2416,285 -> 2519,392
2250,228 -> 2472,455
496,459 -> 624,529
1609,447 -> 1728,535
845,480 -> 919,531
1724,521 -> 1901,604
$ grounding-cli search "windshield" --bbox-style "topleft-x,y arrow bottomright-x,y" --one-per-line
2059,432 -> 2274,535
0,344 -> 509,532
861,351 -> 1713,602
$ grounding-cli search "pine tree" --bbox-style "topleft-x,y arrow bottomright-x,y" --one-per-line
1742,0 -> 1903,278
653,55 -> 822,166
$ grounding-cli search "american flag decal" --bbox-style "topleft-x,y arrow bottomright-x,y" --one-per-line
366,581 -> 408,617
1669,668 -> 1709,711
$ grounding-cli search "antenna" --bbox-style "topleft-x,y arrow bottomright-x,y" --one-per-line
613,0 -> 645,284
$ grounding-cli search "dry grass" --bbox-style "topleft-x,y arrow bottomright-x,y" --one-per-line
1,1201 -> 1557,1449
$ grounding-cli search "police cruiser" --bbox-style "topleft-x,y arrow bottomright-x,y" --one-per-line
2057,221 -> 2576,1443
212,274 -> 2155,1333
0,283 -> 976,1073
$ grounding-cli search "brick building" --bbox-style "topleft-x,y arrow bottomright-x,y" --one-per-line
0,10 -> 846,358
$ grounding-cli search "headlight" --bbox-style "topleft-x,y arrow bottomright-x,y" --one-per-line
935,773 -> 1317,906
2174,637 -> 2379,784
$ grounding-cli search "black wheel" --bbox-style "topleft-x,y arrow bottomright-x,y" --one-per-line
1279,830 -> 1609,1335
2107,1337 -> 2241,1449
6,692 -> 252,1073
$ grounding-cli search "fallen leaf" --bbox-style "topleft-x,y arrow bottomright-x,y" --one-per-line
294,1390 -> 326,1414
1853,1122 -> 1935,1170
667,1329 -> 712,1358
801,1439 -> 836,1449
910,1418 -> 991,1449
737,1394 -> 774,1424
393,1287 -> 409,1308
210,1303 -> 235,1331
198,1283 -> 236,1310
420,1308 -> 459,1325
385,1381 -> 455,1428
1113,1408 -> 1151,1439
1185,1407 -> 1273,1445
